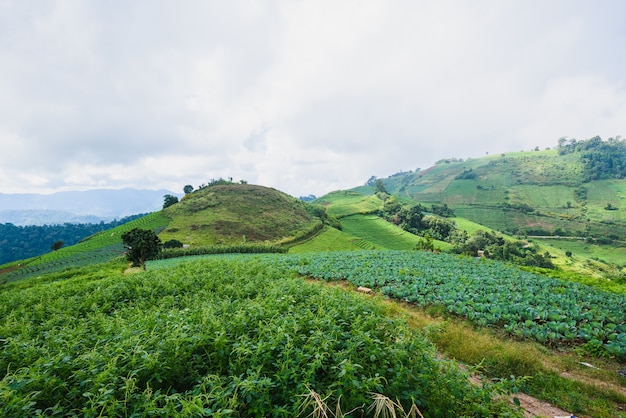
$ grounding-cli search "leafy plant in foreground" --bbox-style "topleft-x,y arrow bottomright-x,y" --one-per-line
0,257 -> 521,417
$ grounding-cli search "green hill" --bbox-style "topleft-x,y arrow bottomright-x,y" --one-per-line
378,145 -> 626,240
354,140 -> 626,276
159,184 -> 321,246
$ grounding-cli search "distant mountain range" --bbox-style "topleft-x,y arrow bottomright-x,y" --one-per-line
0,188 -> 178,226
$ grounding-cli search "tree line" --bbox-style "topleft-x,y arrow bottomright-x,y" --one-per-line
378,196 -> 555,269
557,135 -> 626,181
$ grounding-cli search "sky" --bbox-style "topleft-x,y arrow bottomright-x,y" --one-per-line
1,0 -> 626,198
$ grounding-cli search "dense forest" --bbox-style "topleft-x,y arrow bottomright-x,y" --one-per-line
0,214 -> 146,265
558,136 -> 626,181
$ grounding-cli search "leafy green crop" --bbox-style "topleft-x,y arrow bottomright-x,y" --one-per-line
0,256 -> 520,417
282,251 -> 626,359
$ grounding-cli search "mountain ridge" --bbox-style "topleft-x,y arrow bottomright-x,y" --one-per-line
0,188 -> 179,225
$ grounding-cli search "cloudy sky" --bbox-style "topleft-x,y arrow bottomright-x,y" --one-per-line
1,0 -> 626,197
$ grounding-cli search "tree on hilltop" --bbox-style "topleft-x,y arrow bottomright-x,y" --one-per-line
163,194 -> 179,209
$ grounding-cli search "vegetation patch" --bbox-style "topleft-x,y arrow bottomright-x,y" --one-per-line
0,257 -> 519,417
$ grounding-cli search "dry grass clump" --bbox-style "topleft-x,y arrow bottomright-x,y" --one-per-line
298,390 -> 425,418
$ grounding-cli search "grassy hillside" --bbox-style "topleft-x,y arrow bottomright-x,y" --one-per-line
159,184 -> 321,246
313,190 -> 382,218
362,146 -> 626,280
288,225 -> 374,253
380,149 -> 626,239
340,214 -> 451,251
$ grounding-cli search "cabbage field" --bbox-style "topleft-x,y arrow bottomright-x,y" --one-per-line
280,251 -> 626,359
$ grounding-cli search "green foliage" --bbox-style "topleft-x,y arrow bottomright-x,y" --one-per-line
183,184 -> 194,194
0,257 -> 520,417
558,136 -> 626,181
158,243 -> 287,260
305,203 -> 342,230
574,186 -> 587,202
430,203 -> 455,217
121,228 -> 162,269
415,233 -> 435,252
382,195 -> 402,215
421,216 -> 456,241
375,178 -> 388,194
196,177 -> 237,190
455,168 -> 477,180
452,230 -> 555,269
162,239 -> 184,249
391,204 -> 425,233
50,240 -> 64,251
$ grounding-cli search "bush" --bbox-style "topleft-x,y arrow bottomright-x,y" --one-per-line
163,239 -> 184,249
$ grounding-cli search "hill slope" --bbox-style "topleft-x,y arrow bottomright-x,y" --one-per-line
376,147 -> 626,242
158,184 -> 321,246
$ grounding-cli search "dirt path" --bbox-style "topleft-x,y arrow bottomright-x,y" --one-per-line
515,393 -> 572,417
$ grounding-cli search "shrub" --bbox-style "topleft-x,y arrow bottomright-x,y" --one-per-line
163,239 -> 184,249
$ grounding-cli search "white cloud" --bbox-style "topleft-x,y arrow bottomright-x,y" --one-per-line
1,0 -> 626,197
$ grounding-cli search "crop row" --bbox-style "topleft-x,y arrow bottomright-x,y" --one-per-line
2,245 -> 125,282
278,251 -> 626,359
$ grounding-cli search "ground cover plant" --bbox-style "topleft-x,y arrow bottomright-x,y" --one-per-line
283,251 -> 626,359
0,256 -> 521,417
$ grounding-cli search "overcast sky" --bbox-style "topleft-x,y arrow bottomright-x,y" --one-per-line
1,0 -> 626,197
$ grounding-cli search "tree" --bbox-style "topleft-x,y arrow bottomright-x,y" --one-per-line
375,178 -> 388,194
398,204 -> 425,232
415,233 -> 435,252
51,240 -> 64,251
430,203 -> 455,217
382,195 -> 402,215
163,194 -> 179,209
183,185 -> 194,194
121,228 -> 162,270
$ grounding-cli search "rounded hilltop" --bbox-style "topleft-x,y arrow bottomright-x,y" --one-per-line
159,183 -> 321,247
